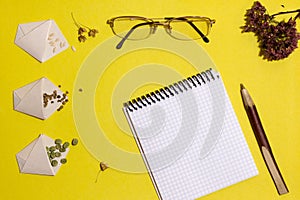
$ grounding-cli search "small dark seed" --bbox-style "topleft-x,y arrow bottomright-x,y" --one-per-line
51,160 -> 58,167
63,142 -> 70,149
60,158 -> 67,164
71,138 -> 78,146
55,139 -> 62,145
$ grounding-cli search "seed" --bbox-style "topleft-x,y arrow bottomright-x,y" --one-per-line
50,152 -> 56,159
60,158 -> 67,164
63,142 -> 70,149
53,90 -> 57,98
51,160 -> 58,167
71,138 -> 78,146
56,143 -> 61,149
57,105 -> 64,111
55,139 -> 62,144
49,146 -> 56,152
55,152 -> 61,157
71,45 -> 76,52
59,147 -> 66,152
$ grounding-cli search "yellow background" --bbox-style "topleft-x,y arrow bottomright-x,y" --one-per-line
1,0 -> 299,199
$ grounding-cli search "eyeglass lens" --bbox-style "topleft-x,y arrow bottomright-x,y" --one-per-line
112,18 -> 152,40
111,17 -> 211,41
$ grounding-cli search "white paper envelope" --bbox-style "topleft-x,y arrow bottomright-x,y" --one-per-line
15,19 -> 69,62
13,77 -> 68,120
16,134 -> 69,176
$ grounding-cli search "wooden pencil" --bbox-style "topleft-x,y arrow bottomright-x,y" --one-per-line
240,84 -> 289,195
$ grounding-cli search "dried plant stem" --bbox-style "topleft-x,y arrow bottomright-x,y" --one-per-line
79,23 -> 92,30
71,12 -> 81,28
95,170 -> 101,183
295,12 -> 300,20
271,9 -> 300,19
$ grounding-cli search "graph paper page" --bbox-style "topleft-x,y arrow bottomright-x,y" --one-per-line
124,69 -> 258,200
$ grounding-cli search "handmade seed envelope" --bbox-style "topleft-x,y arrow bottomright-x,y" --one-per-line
13,77 -> 67,120
16,134 -> 69,176
14,19 -> 69,62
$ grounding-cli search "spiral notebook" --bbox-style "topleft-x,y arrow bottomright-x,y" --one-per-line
123,68 -> 258,200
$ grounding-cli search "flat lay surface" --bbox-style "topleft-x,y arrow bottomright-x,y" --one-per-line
1,0 -> 300,199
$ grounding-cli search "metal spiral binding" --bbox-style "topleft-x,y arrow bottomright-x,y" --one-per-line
124,68 -> 218,112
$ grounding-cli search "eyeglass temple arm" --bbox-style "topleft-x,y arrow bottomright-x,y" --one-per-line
116,22 -> 153,49
166,17 -> 210,43
186,21 -> 209,43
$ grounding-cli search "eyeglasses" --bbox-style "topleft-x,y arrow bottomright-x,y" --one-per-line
107,16 -> 216,49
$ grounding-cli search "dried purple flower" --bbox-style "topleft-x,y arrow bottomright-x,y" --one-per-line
241,1 -> 300,61
241,1 -> 271,34
258,18 -> 300,60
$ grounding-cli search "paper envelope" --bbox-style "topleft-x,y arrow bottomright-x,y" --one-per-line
16,134 -> 69,176
15,19 -> 69,62
13,77 -> 68,120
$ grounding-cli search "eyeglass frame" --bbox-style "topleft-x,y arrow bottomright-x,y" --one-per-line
107,16 -> 216,49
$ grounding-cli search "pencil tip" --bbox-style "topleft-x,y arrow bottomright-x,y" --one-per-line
240,83 -> 245,90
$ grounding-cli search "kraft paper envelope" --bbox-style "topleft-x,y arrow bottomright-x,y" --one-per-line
15,19 -> 69,62
13,77 -> 67,120
16,134 -> 69,176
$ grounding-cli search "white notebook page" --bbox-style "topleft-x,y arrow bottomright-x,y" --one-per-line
123,69 -> 258,200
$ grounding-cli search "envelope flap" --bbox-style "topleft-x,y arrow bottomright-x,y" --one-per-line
14,79 -> 40,100
16,136 -> 39,171
15,20 -> 47,40
21,134 -> 54,175
15,20 -> 51,62
14,78 -> 44,119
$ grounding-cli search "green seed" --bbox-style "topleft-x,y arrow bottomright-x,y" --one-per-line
71,138 -> 78,146
59,147 -> 66,152
60,158 -> 67,164
63,142 -> 70,149
55,139 -> 62,145
55,152 -> 61,157
51,160 -> 58,167
56,143 -> 61,150
50,152 -> 56,159
49,146 -> 56,152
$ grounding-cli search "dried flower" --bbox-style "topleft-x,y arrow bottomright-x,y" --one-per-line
78,35 -> 87,43
78,27 -> 87,35
88,29 -> 99,37
71,12 -> 99,43
241,1 -> 300,61
95,162 -> 109,183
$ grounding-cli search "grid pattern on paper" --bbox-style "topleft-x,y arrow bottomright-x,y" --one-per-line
126,70 -> 258,200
